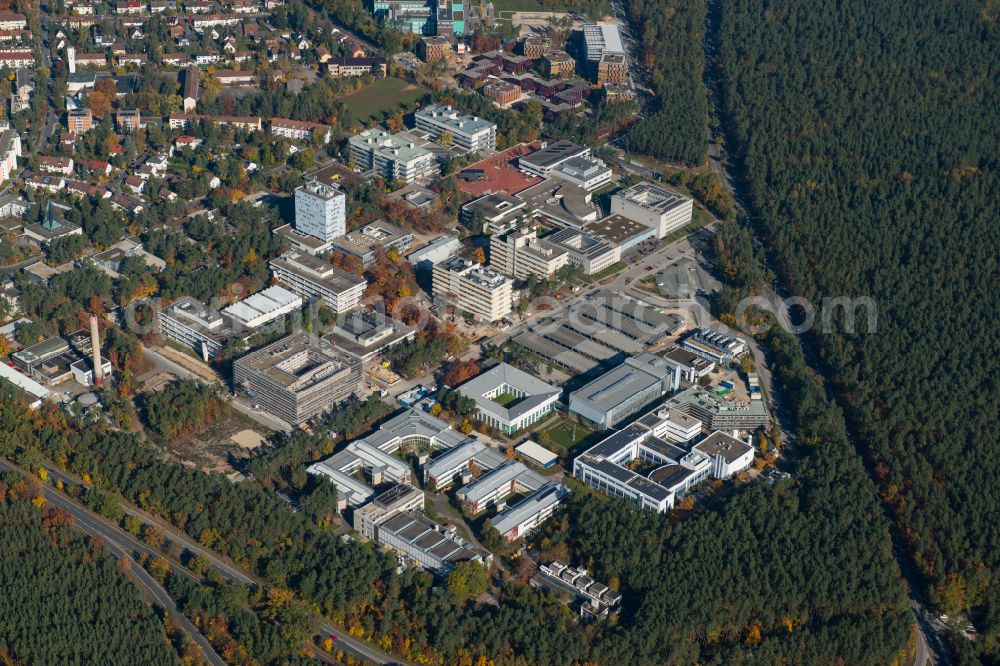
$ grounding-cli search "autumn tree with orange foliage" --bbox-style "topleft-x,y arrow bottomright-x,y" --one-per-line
442,359 -> 480,387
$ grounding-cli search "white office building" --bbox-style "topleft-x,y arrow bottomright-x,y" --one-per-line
550,156 -> 613,191
423,438 -> 508,490
432,257 -> 513,322
581,22 -> 625,62
492,482 -> 569,541
543,227 -> 621,275
377,510 -> 492,574
348,128 -> 439,183
455,362 -> 561,435
157,296 -> 233,359
456,460 -> 547,514
571,421 -> 744,514
610,182 -> 693,239
414,104 -> 497,153
0,123 -> 21,185
295,179 -> 346,241
270,251 -> 366,313
489,226 -> 568,280
518,140 -> 590,178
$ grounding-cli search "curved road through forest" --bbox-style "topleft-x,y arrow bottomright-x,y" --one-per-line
0,457 -> 407,665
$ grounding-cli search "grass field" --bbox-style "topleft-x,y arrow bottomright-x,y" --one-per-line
540,417 -> 593,453
341,78 -> 429,124
492,392 -> 520,407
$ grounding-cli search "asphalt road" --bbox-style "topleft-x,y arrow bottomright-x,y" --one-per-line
4,457 -> 407,665
0,459 -> 227,666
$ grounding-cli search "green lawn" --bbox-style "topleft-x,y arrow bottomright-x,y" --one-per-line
341,78 -> 429,124
540,418 -> 593,453
492,392 -> 520,407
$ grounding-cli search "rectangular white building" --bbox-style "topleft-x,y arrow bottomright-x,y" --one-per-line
348,128 -> 439,183
610,182 -> 693,239
489,227 -> 568,280
455,362 -> 561,435
414,104 -> 496,153
432,257 -> 513,322
269,251 -> 366,313
492,482 -> 569,541
295,179 -> 346,241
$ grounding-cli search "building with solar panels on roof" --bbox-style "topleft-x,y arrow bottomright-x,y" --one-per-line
572,408 -> 754,513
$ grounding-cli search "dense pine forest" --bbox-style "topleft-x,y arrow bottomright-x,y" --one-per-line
716,0 -> 1000,659
620,0 -> 709,165
0,474 -> 183,665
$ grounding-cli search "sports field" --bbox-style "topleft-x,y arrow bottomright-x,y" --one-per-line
341,78 -> 429,124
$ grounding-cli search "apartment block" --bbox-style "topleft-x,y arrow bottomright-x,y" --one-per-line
269,251 -> 366,313
432,256 -> 513,322
414,104 -> 496,153
348,128 -> 438,183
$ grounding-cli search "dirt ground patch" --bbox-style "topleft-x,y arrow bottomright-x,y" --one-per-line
161,414 -> 272,475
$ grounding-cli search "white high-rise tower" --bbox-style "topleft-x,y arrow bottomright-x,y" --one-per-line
294,180 -> 346,241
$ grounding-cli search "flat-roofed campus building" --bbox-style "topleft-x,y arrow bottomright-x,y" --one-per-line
455,362 -> 561,434
310,408 -> 474,504
461,192 -> 526,232
352,483 -> 425,540
610,181 -> 693,239
580,22 -> 624,62
307,439 -> 412,506
490,226 -> 568,280
331,220 -> 413,268
377,510 -> 492,574
269,251 -> 366,313
550,156 -> 613,191
295,179 -> 346,241
693,430 -> 755,479
0,362 -> 50,409
323,310 -> 415,362
221,285 -> 302,329
661,346 -> 715,390
515,440 -> 559,468
538,561 -> 622,621
348,128 -> 439,183
680,327 -> 748,366
518,140 -> 590,177
233,332 -> 362,425
569,352 -> 675,430
662,387 -> 770,432
414,104 -> 497,153
432,257 -> 513,322
158,295 -> 234,359
572,414 -> 753,513
543,227 -> 620,275
492,482 -> 569,541
423,438 -> 508,490
407,235 -> 463,270
456,460 -> 547,513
